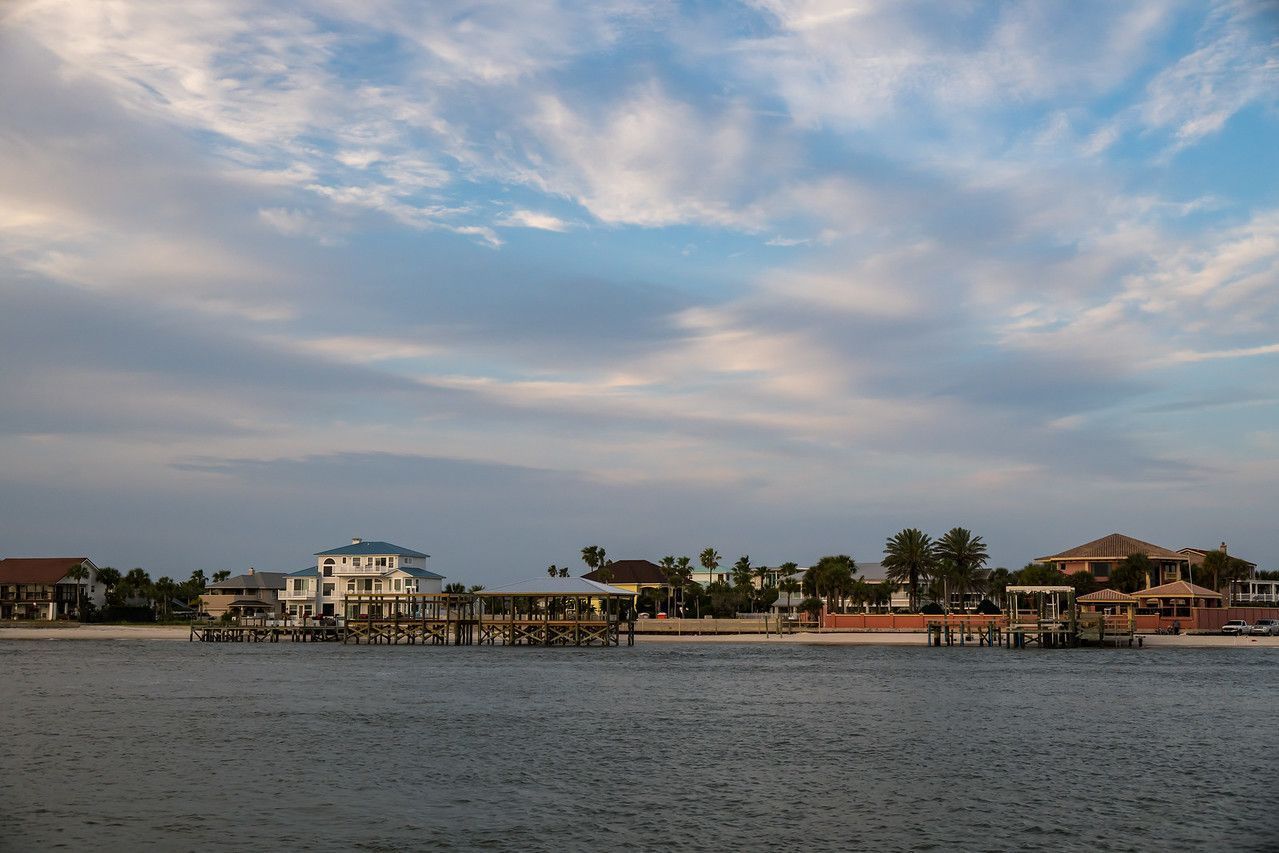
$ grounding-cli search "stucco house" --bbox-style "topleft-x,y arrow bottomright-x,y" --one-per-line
1036,533 -> 1191,588
0,557 -> 105,620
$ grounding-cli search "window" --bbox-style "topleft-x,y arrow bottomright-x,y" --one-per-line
376,557 -> 388,567
322,560 -> 334,577
323,584 -> 334,596
342,557 -> 348,564
394,579 -> 402,591
374,581 -> 383,593
362,579 -> 373,591
1090,562 -> 1111,581
346,581 -> 355,593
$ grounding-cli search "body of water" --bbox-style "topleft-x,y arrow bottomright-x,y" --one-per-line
2,641 -> 1277,851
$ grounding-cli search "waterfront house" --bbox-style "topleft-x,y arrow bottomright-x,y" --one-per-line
1228,577 -> 1279,606
201,568 -> 287,619
1036,533 -> 1190,587
582,559 -> 668,597
0,557 -> 104,620
313,538 -> 444,619
280,567 -> 319,619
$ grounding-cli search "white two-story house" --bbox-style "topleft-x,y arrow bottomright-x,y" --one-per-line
281,538 -> 444,619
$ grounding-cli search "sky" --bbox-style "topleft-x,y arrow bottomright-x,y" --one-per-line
1,1 -> 1277,583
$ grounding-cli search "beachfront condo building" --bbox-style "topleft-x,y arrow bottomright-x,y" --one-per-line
0,557 -> 105,620
280,538 -> 444,619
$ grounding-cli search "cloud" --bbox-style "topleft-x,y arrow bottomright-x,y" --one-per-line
496,209 -> 572,232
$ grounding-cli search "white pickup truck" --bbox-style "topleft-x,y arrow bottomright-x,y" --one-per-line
1221,619 -> 1249,636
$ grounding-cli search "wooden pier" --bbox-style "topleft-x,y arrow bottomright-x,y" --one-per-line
190,582 -> 638,648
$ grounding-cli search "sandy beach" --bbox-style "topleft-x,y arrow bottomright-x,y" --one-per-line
4,624 -> 1278,648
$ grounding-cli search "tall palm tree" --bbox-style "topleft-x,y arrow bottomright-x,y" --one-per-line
212,570 -> 231,583
557,567 -> 569,577
547,565 -> 559,577
935,528 -> 989,613
674,556 -> 694,616
444,582 -> 467,594
882,528 -> 936,612
699,547 -> 721,586
65,563 -> 90,621
95,566 -> 121,608
659,555 -> 678,615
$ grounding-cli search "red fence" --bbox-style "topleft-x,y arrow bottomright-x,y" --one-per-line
823,606 -> 1279,633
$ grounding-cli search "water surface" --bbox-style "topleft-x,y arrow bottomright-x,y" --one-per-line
2,642 -> 1276,851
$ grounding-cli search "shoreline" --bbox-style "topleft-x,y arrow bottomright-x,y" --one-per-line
2,624 -> 1278,648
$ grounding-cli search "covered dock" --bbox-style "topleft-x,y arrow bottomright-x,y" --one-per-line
476,577 -> 637,647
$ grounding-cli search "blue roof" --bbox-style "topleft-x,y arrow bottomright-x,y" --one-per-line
287,567 -> 319,577
399,566 -> 445,580
315,540 -> 429,558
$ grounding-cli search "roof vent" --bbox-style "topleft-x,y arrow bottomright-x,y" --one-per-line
352,537 -> 362,545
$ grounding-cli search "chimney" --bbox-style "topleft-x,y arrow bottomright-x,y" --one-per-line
248,567 -> 255,576
1220,542 -> 1227,555
352,537 -> 362,545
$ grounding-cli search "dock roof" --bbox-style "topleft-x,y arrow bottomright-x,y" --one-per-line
1132,580 -> 1221,599
1077,588 -> 1139,603
478,577 -> 636,597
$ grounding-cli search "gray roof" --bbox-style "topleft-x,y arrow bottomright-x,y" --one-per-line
478,577 -> 636,596
207,572 -> 287,591
398,566 -> 444,580
316,540 -> 428,558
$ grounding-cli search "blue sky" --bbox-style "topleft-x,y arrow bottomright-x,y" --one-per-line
1,1 -> 1277,582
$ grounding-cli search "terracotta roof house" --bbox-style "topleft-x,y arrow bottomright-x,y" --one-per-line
1036,533 -> 1190,587
0,557 -> 104,620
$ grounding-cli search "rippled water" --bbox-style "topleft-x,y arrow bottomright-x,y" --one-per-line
2,641 -> 1277,852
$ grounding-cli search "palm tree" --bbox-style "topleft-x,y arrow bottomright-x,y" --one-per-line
699,547 -> 721,586
467,584 -> 486,593
805,555 -> 855,612
547,565 -> 558,577
674,556 -> 694,617
659,555 -> 678,615
95,566 -> 121,608
65,563 -> 90,621
935,528 -> 989,613
444,582 -> 467,594
153,577 -> 177,620
212,570 -> 231,583
882,529 -> 936,612
1111,554 -> 1150,593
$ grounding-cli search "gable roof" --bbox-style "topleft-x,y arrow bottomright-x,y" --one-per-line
478,577 -> 636,596
583,559 -> 667,585
1177,547 -> 1257,569
316,540 -> 428,558
287,567 -> 319,577
207,571 -> 287,591
1037,533 -> 1185,563
1132,580 -> 1222,599
1077,588 -> 1139,604
397,566 -> 444,580
0,557 -> 92,585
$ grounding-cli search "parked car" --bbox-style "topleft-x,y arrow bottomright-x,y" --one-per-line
1249,619 -> 1279,636
1221,620 -> 1250,636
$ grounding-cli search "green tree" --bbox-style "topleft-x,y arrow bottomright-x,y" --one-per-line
985,567 -> 1013,602
95,566 -> 122,607
699,547 -> 721,585
1200,550 -> 1252,594
804,555 -> 856,612
467,584 -> 486,593
1014,561 -> 1067,586
444,582 -> 467,594
212,570 -> 231,583
1111,553 -> 1150,593
65,563 -> 90,622
935,528 -> 989,613
882,529 -> 936,612
153,577 -> 177,620
731,556 -> 754,593
659,555 -> 678,615
674,556 -> 694,617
